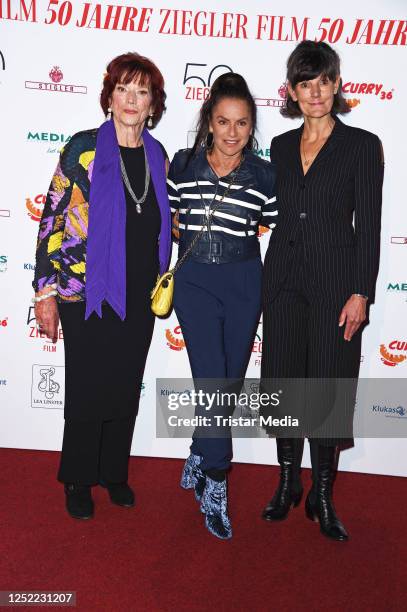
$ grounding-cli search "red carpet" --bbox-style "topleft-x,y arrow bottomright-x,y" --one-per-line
0,449 -> 405,611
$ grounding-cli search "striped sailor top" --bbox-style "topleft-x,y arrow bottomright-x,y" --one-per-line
167,147 -> 277,264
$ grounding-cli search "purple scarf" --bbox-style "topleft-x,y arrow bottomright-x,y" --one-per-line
85,119 -> 171,320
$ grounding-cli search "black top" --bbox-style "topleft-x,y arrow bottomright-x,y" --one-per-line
119,145 -> 161,304
263,117 -> 384,307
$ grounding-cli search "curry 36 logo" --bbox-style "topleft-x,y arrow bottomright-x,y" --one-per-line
0,317 -> 8,328
184,63 -> 233,101
342,82 -> 394,101
379,341 -> 407,367
166,326 -> 186,351
31,365 -> 64,408
25,66 -> 87,94
255,83 -> 287,108
26,194 -> 46,222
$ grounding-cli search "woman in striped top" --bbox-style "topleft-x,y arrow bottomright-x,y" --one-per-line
167,73 -> 276,540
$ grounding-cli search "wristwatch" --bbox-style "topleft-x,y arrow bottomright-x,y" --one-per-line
353,293 -> 368,300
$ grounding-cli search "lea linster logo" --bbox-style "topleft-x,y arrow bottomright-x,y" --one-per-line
31,365 -> 64,409
25,66 -> 87,94
380,341 -> 407,367
166,326 -> 186,351
255,83 -> 287,108
26,194 -> 46,222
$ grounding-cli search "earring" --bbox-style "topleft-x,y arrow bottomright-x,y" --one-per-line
147,115 -> 153,128
106,107 -> 112,121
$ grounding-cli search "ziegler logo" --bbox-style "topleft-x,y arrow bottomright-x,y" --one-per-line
25,66 -> 87,94
184,63 -> 233,101
166,326 -> 186,351
379,341 -> 407,367
26,194 -> 46,222
255,83 -> 287,108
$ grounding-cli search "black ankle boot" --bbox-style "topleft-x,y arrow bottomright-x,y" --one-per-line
262,438 -> 304,521
64,484 -> 94,520
100,481 -> 135,507
305,443 -> 349,541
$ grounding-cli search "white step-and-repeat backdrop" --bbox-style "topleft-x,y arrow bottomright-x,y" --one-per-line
1,0 -> 406,476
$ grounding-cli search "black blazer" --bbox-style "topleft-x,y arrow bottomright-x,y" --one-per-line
263,117 -> 384,307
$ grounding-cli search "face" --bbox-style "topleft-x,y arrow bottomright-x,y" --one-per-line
288,73 -> 340,119
209,98 -> 253,158
109,76 -> 153,129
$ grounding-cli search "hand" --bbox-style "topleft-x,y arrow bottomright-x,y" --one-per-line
338,295 -> 367,341
34,296 -> 60,343
172,211 -> 180,240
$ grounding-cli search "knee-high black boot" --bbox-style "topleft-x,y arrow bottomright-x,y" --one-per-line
305,441 -> 349,541
262,438 -> 304,521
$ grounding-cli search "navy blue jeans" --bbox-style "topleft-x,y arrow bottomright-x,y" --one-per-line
173,258 -> 262,471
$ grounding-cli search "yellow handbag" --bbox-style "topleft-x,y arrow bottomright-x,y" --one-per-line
151,271 -> 174,316
151,158 -> 244,316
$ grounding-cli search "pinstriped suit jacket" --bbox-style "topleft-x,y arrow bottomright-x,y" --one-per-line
263,116 -> 384,307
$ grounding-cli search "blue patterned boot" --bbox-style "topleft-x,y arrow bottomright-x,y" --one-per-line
180,453 -> 206,502
200,476 -> 232,540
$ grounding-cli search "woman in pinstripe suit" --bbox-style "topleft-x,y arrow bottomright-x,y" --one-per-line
261,41 -> 384,541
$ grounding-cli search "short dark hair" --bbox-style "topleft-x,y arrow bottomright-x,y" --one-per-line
189,72 -> 258,160
281,40 -> 350,119
100,52 -> 166,128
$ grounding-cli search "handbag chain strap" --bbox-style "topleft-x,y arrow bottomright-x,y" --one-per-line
171,155 -> 244,275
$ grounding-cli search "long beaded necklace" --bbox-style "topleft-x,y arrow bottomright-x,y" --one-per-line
119,144 -> 150,214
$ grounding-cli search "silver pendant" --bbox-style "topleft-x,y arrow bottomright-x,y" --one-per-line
136,203 -> 142,214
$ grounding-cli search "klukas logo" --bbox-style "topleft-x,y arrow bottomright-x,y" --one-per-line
25,66 -> 87,94
166,326 -> 186,351
26,194 -> 46,222
380,341 -> 407,367
255,83 -> 287,108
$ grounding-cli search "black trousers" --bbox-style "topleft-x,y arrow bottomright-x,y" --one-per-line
262,243 -> 362,445
58,415 -> 136,485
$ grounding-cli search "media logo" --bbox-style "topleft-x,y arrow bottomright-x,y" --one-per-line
27,131 -> 71,153
26,194 -> 46,222
372,404 -> 407,418
184,63 -> 233,101
255,83 -> 287,108
0,255 -> 7,272
342,82 -> 394,101
387,282 -> 407,301
25,66 -> 87,94
166,326 -> 186,351
391,237 -> 407,245
380,341 -> 407,367
31,365 -> 64,409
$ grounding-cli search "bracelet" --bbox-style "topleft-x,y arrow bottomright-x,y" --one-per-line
353,293 -> 368,300
32,290 -> 58,304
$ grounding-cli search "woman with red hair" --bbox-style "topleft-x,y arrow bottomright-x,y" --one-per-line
33,53 -> 171,520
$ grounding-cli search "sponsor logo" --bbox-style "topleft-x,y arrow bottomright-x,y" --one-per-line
166,326 -> 186,351
0,379 -> 6,386
25,66 -> 87,95
26,194 -> 46,222
387,282 -> 407,292
24,263 -> 35,271
379,341 -> 407,367
0,49 -> 5,72
342,82 -> 394,101
255,83 -> 287,108
0,318 -> 8,328
257,225 -> 270,238
0,255 -> 7,272
140,382 -> 146,398
391,236 -> 407,245
184,62 -> 233,101
27,306 -> 63,351
0,209 -> 10,218
254,148 -> 270,160
251,323 -> 262,367
31,365 -> 64,409
27,131 -> 71,154
345,98 -> 360,109
372,404 -> 407,418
